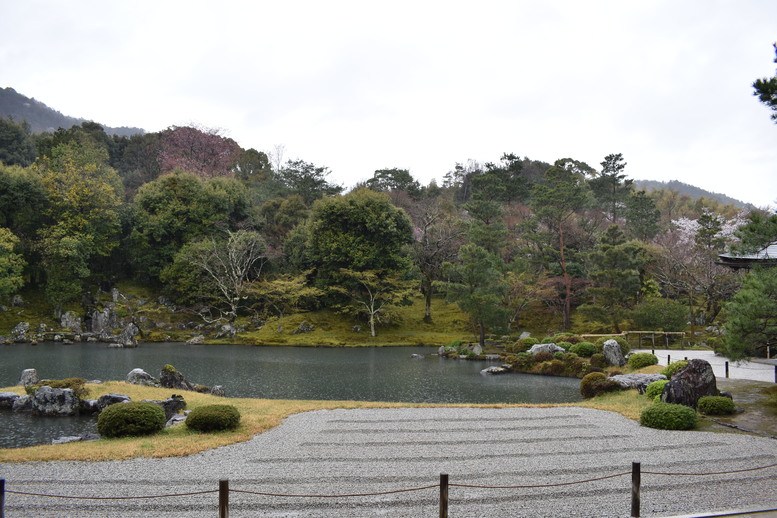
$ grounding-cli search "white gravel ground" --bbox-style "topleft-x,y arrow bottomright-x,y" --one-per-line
3,406 -> 777,517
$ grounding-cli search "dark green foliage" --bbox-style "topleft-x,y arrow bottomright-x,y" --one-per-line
625,190 -> 661,241
752,42 -> 777,123
97,402 -> 166,438
628,352 -> 658,370
186,404 -> 241,433
556,341 -> 572,351
569,341 -> 597,357
590,353 -> 607,369
538,359 -> 566,376
661,361 -> 689,379
26,378 -> 88,399
644,380 -> 669,399
697,396 -> 736,415
508,352 -> 536,371
724,266 -> 777,360
533,351 -> 554,363
640,403 -> 697,430
580,372 -> 621,399
0,117 -> 37,166
631,298 -> 688,332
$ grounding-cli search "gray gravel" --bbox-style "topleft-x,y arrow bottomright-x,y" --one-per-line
3,406 -> 777,517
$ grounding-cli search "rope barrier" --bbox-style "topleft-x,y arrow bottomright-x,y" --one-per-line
449,471 -> 631,489
5,489 -> 218,500
231,484 -> 439,498
4,460 -> 776,503
643,461 -> 777,477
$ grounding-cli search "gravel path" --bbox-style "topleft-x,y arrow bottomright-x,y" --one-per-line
3,406 -> 777,517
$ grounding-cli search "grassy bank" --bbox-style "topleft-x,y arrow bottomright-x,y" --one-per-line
0,381 -> 652,463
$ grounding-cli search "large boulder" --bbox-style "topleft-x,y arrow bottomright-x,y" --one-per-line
661,359 -> 718,408
209,385 -> 226,397
160,365 -> 195,391
31,386 -> 81,416
126,368 -> 159,387
113,323 -> 139,348
89,307 -> 118,334
19,368 -> 39,387
142,395 -> 186,420
609,373 -> 667,394
60,311 -> 83,334
97,393 -> 132,410
12,394 -> 32,412
186,335 -> 205,345
0,392 -> 20,409
602,339 -> 627,367
481,366 -> 508,375
528,343 -> 566,355
10,322 -> 30,342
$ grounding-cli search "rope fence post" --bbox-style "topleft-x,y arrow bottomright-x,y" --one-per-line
439,473 -> 448,518
219,479 -> 229,518
725,361 -> 729,378
631,462 -> 640,518
1,478 -> 5,518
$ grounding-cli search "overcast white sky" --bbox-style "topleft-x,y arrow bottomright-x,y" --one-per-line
2,0 -> 776,207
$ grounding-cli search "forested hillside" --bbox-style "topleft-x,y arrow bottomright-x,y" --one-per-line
635,179 -> 752,209
1,109 -> 775,359
0,87 -> 143,137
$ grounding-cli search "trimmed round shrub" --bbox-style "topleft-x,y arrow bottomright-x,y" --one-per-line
640,402 -> 697,430
644,379 -> 669,400
97,402 -> 166,438
580,372 -> 622,399
533,351 -> 554,363
569,341 -> 597,357
556,341 -> 573,351
186,404 -> 241,433
508,352 -> 536,371
660,360 -> 689,379
697,396 -> 736,415
628,352 -> 659,370
538,359 -> 566,376
520,337 -> 539,348
590,353 -> 607,369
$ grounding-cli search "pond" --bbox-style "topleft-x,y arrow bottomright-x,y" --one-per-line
1,342 -> 582,448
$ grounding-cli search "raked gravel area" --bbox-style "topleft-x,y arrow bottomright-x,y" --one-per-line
3,406 -> 777,517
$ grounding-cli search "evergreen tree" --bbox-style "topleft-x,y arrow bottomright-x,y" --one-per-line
724,267 -> 777,360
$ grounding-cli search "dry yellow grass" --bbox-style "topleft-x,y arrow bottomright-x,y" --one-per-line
0,381 -> 650,463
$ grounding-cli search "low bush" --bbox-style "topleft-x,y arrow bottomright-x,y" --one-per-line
697,396 -> 736,415
628,352 -> 658,370
644,380 -> 669,400
556,341 -> 573,351
533,351 -> 554,363
569,341 -> 597,357
97,402 -> 166,438
661,361 -> 689,379
580,372 -> 621,399
520,337 -> 539,347
508,352 -> 535,371
186,404 -> 241,433
538,359 -> 566,376
26,377 -> 89,399
640,402 -> 697,430
590,353 -> 607,369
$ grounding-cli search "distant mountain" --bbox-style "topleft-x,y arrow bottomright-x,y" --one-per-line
0,87 -> 144,137
634,179 -> 754,209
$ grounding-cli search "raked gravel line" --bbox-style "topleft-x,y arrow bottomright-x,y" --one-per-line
2,406 -> 777,517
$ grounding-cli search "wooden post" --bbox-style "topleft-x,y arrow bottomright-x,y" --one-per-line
219,479 -> 229,518
631,462 -> 641,518
667,355 -> 670,366
725,361 -> 729,378
1,478 -> 5,518
440,473 -> 449,518
774,365 -> 776,384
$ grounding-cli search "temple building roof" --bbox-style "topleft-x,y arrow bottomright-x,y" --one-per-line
718,242 -> 777,269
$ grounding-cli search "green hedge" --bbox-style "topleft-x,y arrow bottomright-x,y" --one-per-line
661,361 -> 689,379
644,379 -> 669,400
186,404 -> 241,433
628,352 -> 658,370
569,341 -> 597,357
580,372 -> 621,399
97,402 -> 166,438
697,396 -> 736,415
640,403 -> 697,430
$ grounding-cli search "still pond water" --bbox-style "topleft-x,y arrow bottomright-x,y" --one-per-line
1,342 -> 581,448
